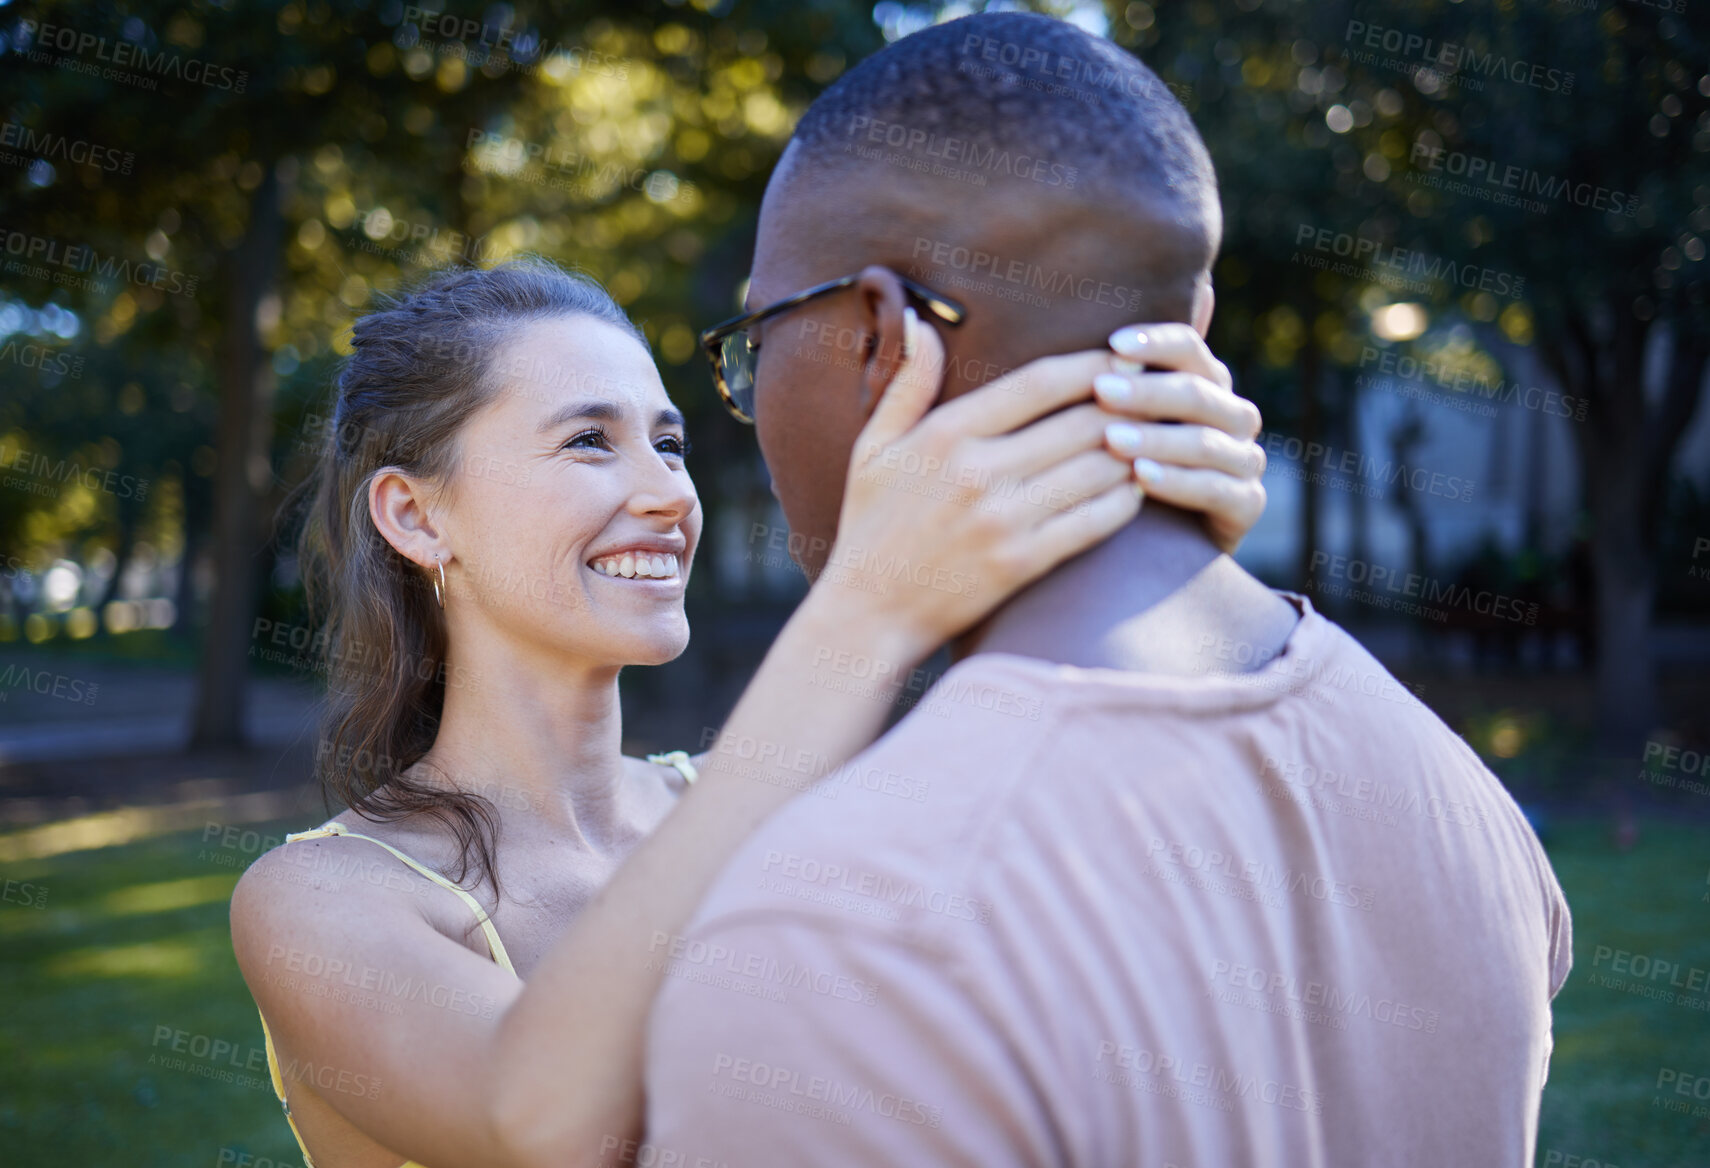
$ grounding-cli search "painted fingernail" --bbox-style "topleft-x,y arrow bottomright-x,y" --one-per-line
1105,421 -> 1145,456
1109,328 -> 1149,357
902,306 -> 919,361
1110,356 -> 1144,375
1133,457 -> 1163,486
1094,372 -> 1136,405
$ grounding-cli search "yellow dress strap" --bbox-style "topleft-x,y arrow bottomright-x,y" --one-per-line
286,823 -> 517,976
259,1008 -> 329,1168
647,749 -> 699,786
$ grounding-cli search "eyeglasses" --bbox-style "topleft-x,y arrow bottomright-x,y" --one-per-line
698,273 -> 967,424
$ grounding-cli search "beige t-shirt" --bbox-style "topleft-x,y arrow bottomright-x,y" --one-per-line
643,596 -> 1572,1167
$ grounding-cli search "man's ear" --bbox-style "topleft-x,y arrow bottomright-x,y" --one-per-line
1191,272 -> 1215,337
852,265 -> 914,420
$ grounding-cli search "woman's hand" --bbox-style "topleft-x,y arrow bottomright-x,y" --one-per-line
816,310 -> 1264,662
1101,323 -> 1265,555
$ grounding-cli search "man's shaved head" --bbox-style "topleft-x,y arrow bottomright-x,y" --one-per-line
777,10 -> 1220,319
747,11 -> 1223,574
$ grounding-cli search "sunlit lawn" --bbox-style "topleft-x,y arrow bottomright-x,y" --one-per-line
1,816 -> 1707,1166
0,819 -> 304,1168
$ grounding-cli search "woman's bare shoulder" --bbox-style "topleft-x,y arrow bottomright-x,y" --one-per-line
229,824 -> 442,976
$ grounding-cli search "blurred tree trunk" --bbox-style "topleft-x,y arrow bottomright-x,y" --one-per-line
1548,305 -> 1708,752
171,467 -> 211,640
1386,407 -> 1431,577
94,493 -> 142,612
190,162 -> 283,748
1338,368 -> 1369,570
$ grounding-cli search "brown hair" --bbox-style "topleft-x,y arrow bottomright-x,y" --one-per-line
294,258 -> 644,894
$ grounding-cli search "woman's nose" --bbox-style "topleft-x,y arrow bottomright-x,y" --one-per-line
629,457 -> 697,521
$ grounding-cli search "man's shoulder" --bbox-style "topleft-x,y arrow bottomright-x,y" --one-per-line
685,654 -> 1064,942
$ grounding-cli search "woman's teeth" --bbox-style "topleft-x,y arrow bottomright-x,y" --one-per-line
591,552 -> 680,579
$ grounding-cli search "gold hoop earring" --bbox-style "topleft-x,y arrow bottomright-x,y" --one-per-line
433,556 -> 446,609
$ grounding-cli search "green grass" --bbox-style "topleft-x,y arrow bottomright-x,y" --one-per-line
1,817 -> 1706,1166
0,820 -> 306,1168
1532,818 -> 1710,1165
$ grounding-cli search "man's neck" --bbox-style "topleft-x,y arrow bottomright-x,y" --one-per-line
953,505 -> 1299,676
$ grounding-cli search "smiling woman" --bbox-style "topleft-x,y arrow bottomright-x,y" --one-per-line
294,260 -> 663,896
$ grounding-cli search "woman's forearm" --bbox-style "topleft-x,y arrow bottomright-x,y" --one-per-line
487,583 -> 925,1168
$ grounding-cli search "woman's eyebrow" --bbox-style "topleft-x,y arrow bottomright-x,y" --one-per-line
655,407 -> 686,429
536,400 -> 625,434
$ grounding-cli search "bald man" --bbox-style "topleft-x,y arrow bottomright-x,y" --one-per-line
642,13 -> 1570,1166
